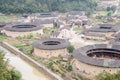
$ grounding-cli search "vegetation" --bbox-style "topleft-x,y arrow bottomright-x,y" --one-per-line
73,74 -> 90,80
0,0 -> 97,14
44,57 -> 73,77
12,35 -> 40,55
0,15 -> 18,22
0,35 -> 7,40
67,45 -> 75,53
0,51 -> 22,80
94,71 -> 120,80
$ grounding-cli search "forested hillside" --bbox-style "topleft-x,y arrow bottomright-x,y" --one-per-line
0,0 -> 97,13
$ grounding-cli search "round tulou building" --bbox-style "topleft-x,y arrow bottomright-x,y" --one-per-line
32,38 -> 69,58
73,44 -> 120,75
2,22 -> 43,38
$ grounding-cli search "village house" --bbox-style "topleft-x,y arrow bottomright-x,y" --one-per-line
97,0 -> 119,10
66,11 -> 89,27
51,26 -> 75,39
32,12 -> 60,28
82,24 -> 120,41
18,13 -> 32,23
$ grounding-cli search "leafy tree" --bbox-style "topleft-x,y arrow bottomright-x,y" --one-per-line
0,51 -> 22,80
106,6 -> 111,12
66,64 -> 73,71
0,0 -> 98,13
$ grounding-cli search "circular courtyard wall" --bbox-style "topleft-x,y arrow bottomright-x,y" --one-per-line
2,23 -> 43,38
72,44 -> 120,75
32,38 -> 69,58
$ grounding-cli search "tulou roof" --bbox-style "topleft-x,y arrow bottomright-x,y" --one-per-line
4,22 -> 43,32
73,44 -> 120,68
89,24 -> 120,32
34,19 -> 54,24
68,11 -> 84,16
32,38 -> 69,50
35,12 -> 59,18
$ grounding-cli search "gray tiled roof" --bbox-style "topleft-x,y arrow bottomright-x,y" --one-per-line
84,32 -> 106,37
68,11 -> 84,16
34,19 -> 54,24
73,44 -> 120,68
36,12 -> 59,18
4,22 -> 43,32
32,38 -> 69,50
89,24 -> 120,32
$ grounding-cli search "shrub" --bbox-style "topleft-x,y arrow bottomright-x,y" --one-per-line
67,64 -> 73,71
10,69 -> 22,80
67,45 -> 75,53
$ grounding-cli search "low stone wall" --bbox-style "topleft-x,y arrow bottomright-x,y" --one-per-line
0,41 -> 63,80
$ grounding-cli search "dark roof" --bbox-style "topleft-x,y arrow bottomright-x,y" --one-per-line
4,22 -> 43,32
32,38 -> 69,50
22,13 -> 30,18
89,24 -> 120,32
34,19 -> 54,24
36,12 -> 59,18
73,44 -> 120,68
68,11 -> 84,16
109,33 -> 120,45
0,22 -> 6,28
84,32 -> 106,37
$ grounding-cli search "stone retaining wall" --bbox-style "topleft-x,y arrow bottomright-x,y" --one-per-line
0,41 -> 63,80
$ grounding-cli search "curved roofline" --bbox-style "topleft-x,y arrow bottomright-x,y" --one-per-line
73,44 -> 120,68
32,38 -> 69,50
4,23 -> 43,32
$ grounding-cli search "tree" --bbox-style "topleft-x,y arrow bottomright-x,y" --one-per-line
0,51 -> 22,80
95,71 -> 120,80
10,69 -> 22,80
111,6 -> 116,13
0,0 -> 98,13
67,45 -> 74,53
67,64 -> 73,71
107,12 -> 112,16
106,6 -> 111,12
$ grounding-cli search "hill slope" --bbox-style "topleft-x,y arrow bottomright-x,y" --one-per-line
0,0 -> 97,13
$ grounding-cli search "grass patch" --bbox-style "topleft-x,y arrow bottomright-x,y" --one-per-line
115,11 -> 120,16
73,27 -> 83,32
0,35 -> 7,40
97,11 -> 107,16
43,27 -> 58,36
0,15 -> 18,22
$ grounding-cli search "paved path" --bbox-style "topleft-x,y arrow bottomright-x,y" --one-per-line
69,35 -> 107,49
0,46 -> 51,80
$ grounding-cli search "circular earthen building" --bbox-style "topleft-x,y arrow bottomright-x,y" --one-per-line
2,22 -> 43,38
32,38 -> 69,58
73,44 -> 120,75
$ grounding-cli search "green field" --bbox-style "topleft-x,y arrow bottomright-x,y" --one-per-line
0,15 -> 19,22
97,11 -> 108,16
